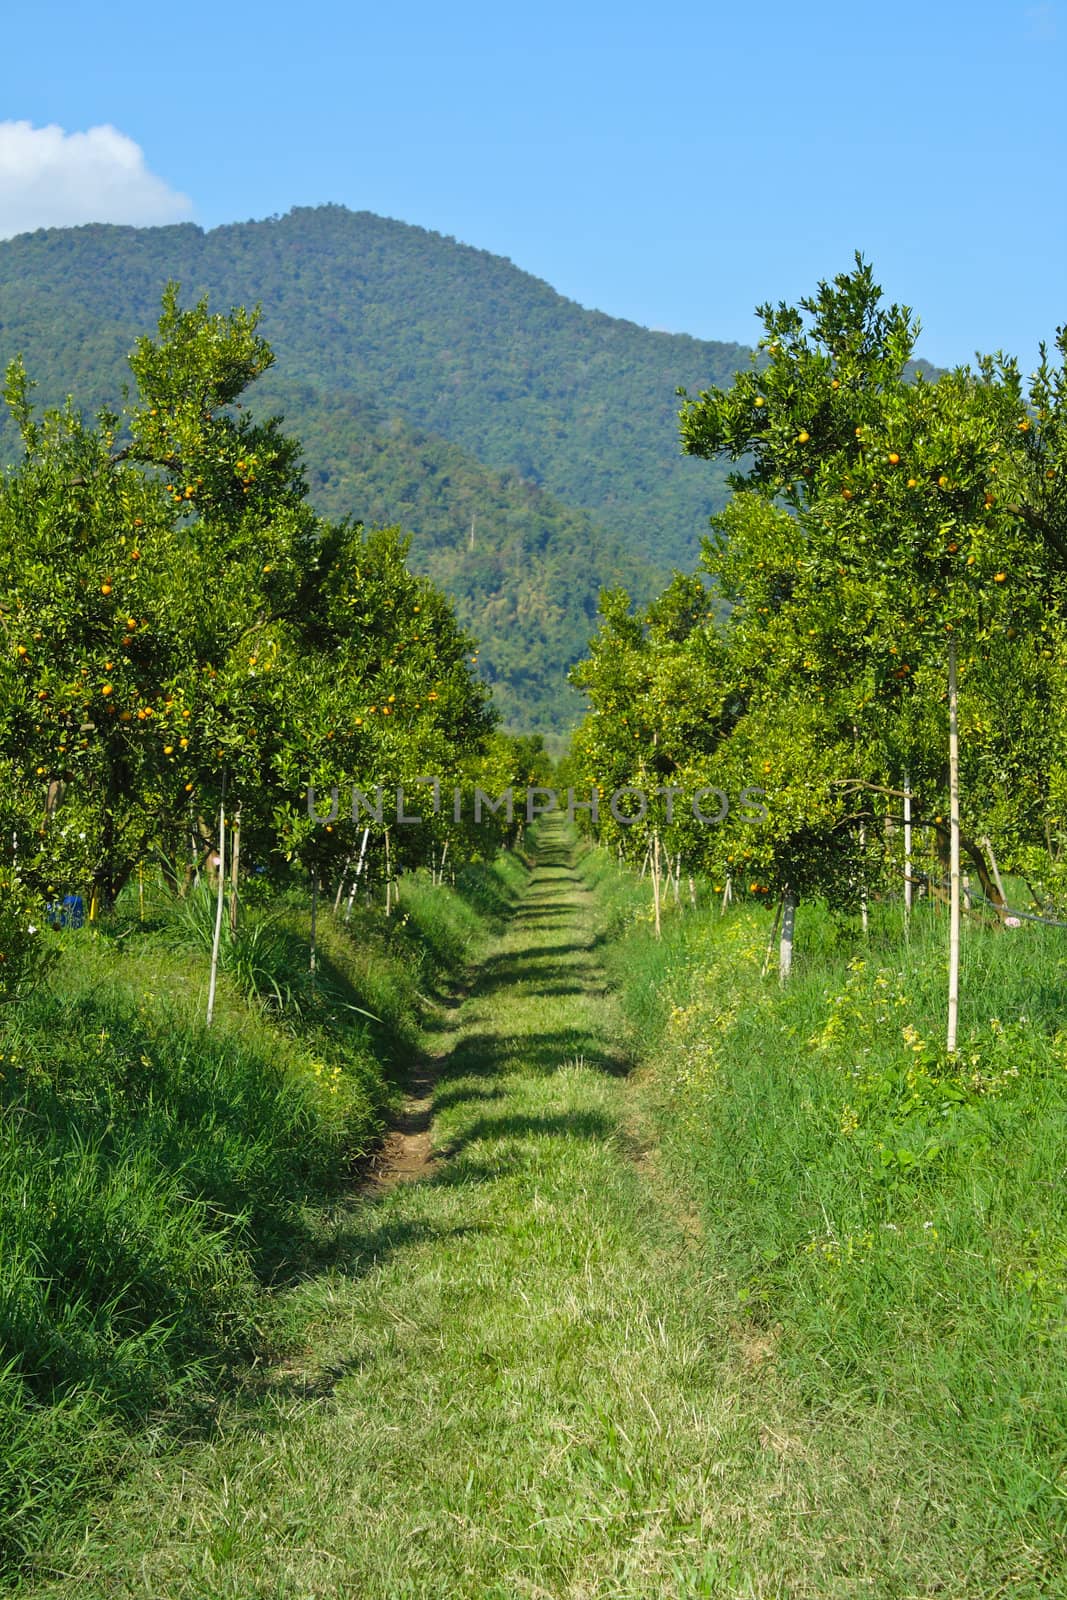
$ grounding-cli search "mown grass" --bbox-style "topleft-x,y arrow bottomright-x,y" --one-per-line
11,828 -> 1067,1598
5,821 -> 779,1600
586,844 -> 1067,1595
0,853 -> 521,1580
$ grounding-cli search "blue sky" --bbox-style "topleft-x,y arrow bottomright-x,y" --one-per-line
2,0 -> 1064,373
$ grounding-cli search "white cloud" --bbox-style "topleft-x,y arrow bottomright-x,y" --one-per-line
0,121 -> 193,239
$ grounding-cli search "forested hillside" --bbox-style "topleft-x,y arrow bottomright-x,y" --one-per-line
0,206 -> 746,565
0,205 -> 747,728
270,384 -> 659,732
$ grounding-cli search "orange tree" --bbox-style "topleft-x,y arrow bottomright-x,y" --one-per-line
568,575 -> 737,881
1,290 -> 501,912
272,522 -> 497,895
677,259 -> 1066,932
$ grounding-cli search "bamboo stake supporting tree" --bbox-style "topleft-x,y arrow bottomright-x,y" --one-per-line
858,822 -> 869,934
345,826 -> 370,921
651,830 -> 662,939
903,772 -> 913,929
333,852 -> 352,914
309,869 -> 319,975
228,804 -> 241,934
947,641 -> 961,1054
206,774 -> 227,1027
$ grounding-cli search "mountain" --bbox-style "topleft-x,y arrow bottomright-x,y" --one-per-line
276,384 -> 656,732
0,205 -> 750,727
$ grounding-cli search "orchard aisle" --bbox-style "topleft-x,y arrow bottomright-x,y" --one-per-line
26,822 -> 786,1600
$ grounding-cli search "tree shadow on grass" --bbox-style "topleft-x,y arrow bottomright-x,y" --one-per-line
434,1108 -> 616,1164
439,1025 -> 629,1083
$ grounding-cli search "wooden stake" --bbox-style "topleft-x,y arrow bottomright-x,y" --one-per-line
651,831 -> 662,939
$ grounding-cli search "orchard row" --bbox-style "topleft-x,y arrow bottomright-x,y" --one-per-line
565,259 -> 1067,1019
0,287 -> 548,985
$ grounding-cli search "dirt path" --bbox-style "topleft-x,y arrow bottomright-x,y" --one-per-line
24,821 -> 788,1600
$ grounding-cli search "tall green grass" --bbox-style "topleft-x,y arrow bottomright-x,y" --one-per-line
0,851 -> 523,1576
587,850 -> 1067,1593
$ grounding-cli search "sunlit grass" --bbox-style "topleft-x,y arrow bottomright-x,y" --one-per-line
0,855 -> 517,1579
593,854 -> 1067,1595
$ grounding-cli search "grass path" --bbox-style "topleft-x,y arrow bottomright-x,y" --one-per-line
24,822 -> 857,1599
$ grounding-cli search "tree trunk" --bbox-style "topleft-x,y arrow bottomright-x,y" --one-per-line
761,893 -> 784,979
779,889 -> 796,986
981,835 -> 1010,920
